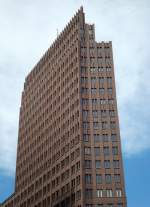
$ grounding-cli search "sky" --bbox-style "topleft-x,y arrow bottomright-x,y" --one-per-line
0,0 -> 150,206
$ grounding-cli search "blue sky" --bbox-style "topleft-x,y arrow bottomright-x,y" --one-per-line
0,0 -> 150,206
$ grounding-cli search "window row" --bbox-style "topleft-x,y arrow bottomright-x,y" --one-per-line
60,148 -> 80,169
82,98 -> 115,105
81,87 -> 113,95
52,174 -> 81,188
83,109 -> 115,118
81,77 -> 112,85
85,189 -> 122,198
83,134 -> 118,142
52,186 -> 81,202
83,121 -> 117,130
81,50 -> 110,58
85,174 -> 121,184
84,146 -> 119,156
81,67 -> 112,73
84,160 -> 120,169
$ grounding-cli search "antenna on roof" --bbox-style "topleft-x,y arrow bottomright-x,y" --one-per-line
80,5 -> 83,11
57,29 -> 59,37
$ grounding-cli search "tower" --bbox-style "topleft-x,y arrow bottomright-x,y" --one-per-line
2,7 -> 127,207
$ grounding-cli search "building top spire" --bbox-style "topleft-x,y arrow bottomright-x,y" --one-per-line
80,5 -> 83,11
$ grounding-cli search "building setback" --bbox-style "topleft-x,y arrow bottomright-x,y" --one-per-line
2,7 -> 127,207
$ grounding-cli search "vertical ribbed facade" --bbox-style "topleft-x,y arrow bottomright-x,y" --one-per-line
2,7 -> 127,207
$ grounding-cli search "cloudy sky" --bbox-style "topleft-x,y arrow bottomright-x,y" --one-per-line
0,0 -> 150,206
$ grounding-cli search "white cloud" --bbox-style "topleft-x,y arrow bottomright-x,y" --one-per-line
0,0 -> 150,174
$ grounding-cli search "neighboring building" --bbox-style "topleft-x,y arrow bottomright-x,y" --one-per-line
1,194 -> 15,207
2,7 -> 127,207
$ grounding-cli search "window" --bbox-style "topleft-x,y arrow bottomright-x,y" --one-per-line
85,174 -> 92,184
90,57 -> 95,64
96,189 -> 103,198
97,47 -> 102,55
81,77 -> 88,83
65,156 -> 69,165
107,77 -> 112,84
98,67 -> 105,72
96,174 -> 102,184
90,67 -> 97,72
76,190 -> 81,200
83,110 -> 89,119
110,121 -> 116,129
91,88 -> 97,94
117,204 -> 123,207
81,67 -> 87,73
92,110 -> 98,118
101,109 -> 107,117
102,121 -> 107,130
71,165 -> 75,175
106,189 -> 113,197
108,88 -> 112,94
108,99 -> 114,105
76,148 -> 80,157
111,134 -> 117,142
91,77 -> 97,84
84,147 -> 91,155
76,161 -> 80,171
116,189 -> 122,197
93,122 -> 99,129
83,134 -> 90,142
99,88 -> 105,94
85,160 -> 92,168
112,147 -> 118,155
107,204 -> 114,207
83,122 -> 90,129
81,87 -> 88,93
81,57 -> 87,64
82,99 -> 89,105
109,110 -> 115,116
85,189 -> 93,198
90,47 -> 95,56
100,99 -> 107,104
105,174 -> 112,184
92,99 -> 98,105
95,160 -> 101,169
89,28 -> 93,35
76,175 -> 80,186
89,34 -> 94,40
103,147 -> 109,156
106,67 -> 112,72
99,77 -> 104,84
61,160 -> 65,168
114,174 -> 121,183
102,134 -> 109,142
113,160 -> 119,168
104,160 -> 111,169
94,134 -> 101,142
80,29 -> 84,36
98,57 -> 103,63
94,147 -> 100,156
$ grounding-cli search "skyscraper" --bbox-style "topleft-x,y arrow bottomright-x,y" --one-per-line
2,7 -> 127,207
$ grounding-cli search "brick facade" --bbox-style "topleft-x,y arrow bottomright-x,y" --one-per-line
2,7 -> 127,207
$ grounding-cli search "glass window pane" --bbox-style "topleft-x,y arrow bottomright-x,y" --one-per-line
94,147 -> 101,156
95,160 -> 101,168
96,174 -> 102,184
